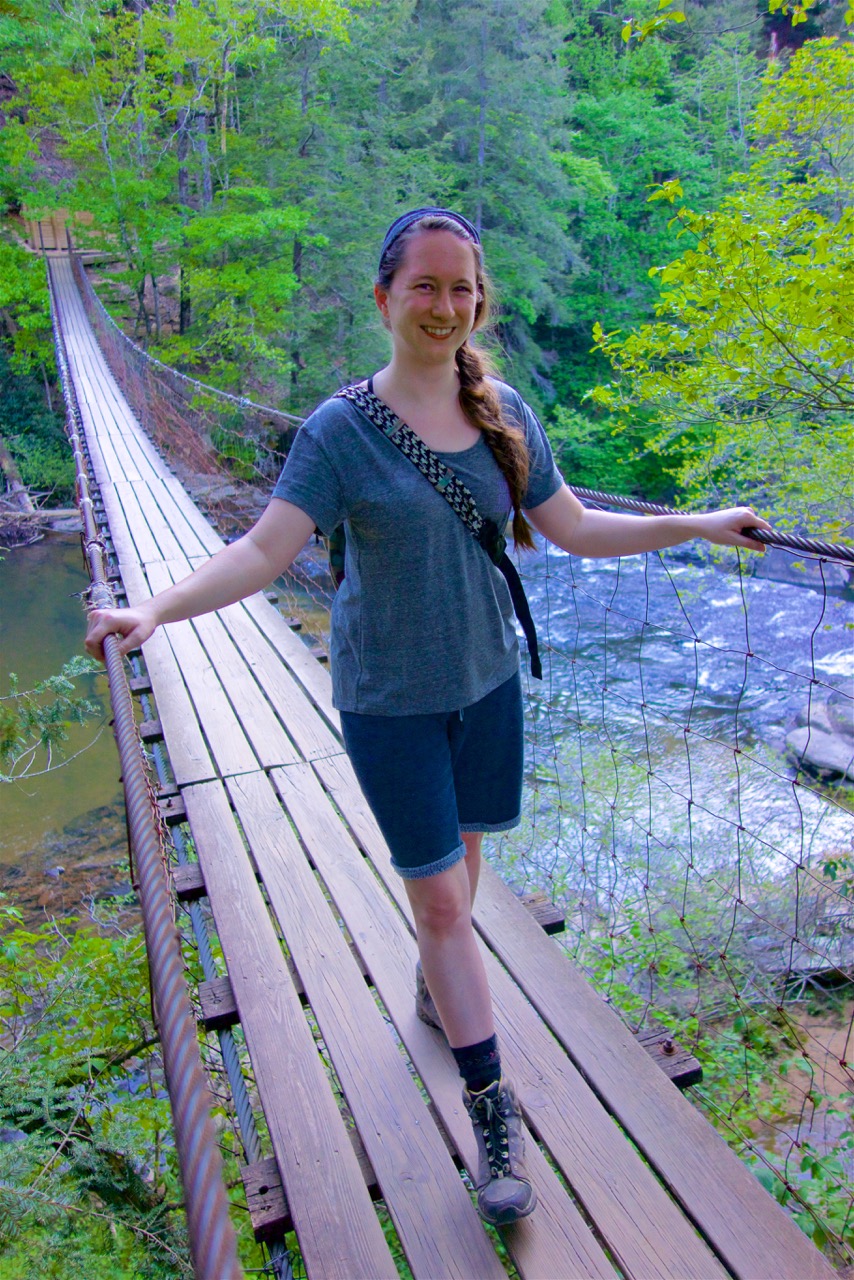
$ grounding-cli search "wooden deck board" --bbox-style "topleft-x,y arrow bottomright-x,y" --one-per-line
472,871 -> 837,1280
143,477 -> 211,561
112,480 -> 169,565
226,769 -> 508,1280
274,761 -> 621,1280
144,558 -> 308,771
241,590 -> 340,733
305,754 -> 727,1280
182,778 -> 399,1280
118,561 -> 215,785
144,561 -> 261,778
160,474 -> 225,556
97,483 -> 143,569
216,602 -> 343,762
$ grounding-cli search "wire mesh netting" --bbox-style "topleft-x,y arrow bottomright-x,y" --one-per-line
75,257 -> 854,1264
506,541 -> 854,1260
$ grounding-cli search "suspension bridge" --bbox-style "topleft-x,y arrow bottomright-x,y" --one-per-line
41,237 -> 847,1279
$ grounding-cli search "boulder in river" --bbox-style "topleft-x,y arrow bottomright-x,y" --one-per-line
786,684 -> 854,783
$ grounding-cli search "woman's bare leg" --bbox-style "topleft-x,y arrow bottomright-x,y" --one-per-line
405,858 -> 493,1048
461,830 -> 483,907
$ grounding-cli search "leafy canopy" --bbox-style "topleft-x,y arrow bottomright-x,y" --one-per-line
590,36 -> 854,536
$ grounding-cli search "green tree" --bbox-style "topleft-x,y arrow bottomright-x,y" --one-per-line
0,237 -> 53,373
0,0 -> 353,370
413,0 -> 582,402
0,657 -> 102,783
0,902 -> 194,1277
590,36 -> 854,535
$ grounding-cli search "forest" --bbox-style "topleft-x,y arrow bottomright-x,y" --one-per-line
0,0 -> 852,535
0,1 -> 853,1274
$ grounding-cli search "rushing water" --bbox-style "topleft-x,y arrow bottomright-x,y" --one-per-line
492,541 -> 854,934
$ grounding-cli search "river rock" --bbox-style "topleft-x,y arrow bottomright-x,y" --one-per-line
786,724 -> 854,782
787,679 -> 854,781
751,546 -> 853,596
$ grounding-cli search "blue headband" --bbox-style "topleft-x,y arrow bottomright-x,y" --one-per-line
379,207 -> 480,268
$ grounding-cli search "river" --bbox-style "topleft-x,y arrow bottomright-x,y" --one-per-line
0,534 -> 125,916
2,533 -> 852,927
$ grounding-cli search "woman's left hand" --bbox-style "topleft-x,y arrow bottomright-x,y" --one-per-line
692,507 -> 773,551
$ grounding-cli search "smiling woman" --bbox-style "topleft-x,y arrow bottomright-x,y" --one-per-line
85,205 -> 770,1228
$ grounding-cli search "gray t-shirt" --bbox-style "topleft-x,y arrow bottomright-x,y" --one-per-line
272,380 -> 563,714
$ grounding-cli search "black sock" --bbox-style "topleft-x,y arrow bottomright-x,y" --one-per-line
452,1035 -> 501,1093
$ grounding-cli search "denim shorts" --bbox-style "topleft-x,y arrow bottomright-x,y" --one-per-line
339,671 -> 523,880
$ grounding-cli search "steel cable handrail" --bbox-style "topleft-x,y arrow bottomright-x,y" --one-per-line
70,249 -> 853,566
48,259 -> 243,1280
569,486 -> 854,565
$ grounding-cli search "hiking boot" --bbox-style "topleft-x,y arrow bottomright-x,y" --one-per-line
415,959 -> 445,1034
463,1077 -> 537,1225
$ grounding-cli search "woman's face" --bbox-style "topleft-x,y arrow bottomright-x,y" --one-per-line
374,229 -> 481,366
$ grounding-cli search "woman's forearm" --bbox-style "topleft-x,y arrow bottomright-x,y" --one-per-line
562,509 -> 703,558
527,485 -> 771,557
85,499 -> 316,661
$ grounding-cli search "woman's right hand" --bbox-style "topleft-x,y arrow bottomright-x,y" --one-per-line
85,604 -> 158,663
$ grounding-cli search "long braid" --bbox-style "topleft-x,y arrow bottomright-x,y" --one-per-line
456,343 -> 536,550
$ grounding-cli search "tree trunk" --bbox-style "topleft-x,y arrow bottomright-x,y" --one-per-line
194,113 -> 214,207
179,266 -> 191,335
151,273 -> 162,340
136,280 -> 150,342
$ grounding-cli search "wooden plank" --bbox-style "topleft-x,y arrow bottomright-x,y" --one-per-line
145,560 -> 259,779
226,769 -> 505,1280
157,793 -> 187,826
471,867 -> 837,1280
519,890 -> 565,935
74,359 -> 142,462
152,561 -> 302,770
636,1026 -> 703,1090
242,1156 -> 290,1242
98,483 -> 140,569
145,477 -> 211,561
172,861 -> 206,901
301,756 -> 725,1280
127,480 -> 190,562
138,717 -> 163,744
182,778 -> 397,1280
243,1128 -> 381,1243
160,474 -> 225,556
276,760 -> 617,1280
88,427 -> 131,484
113,480 -> 166,566
198,975 -> 239,1031
242,590 -> 340,734
119,561 -> 215,786
74,342 -> 144,443
216,601 -> 343,763
80,431 -> 111,489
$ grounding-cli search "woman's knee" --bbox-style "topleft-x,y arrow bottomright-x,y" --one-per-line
406,864 -> 471,935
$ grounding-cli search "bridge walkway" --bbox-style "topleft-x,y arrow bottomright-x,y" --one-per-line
48,253 -> 835,1280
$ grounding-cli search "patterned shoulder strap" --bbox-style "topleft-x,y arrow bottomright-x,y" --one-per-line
334,383 -> 489,545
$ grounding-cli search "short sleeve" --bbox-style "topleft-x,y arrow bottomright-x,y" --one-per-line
271,403 -> 348,536
493,383 -> 563,510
